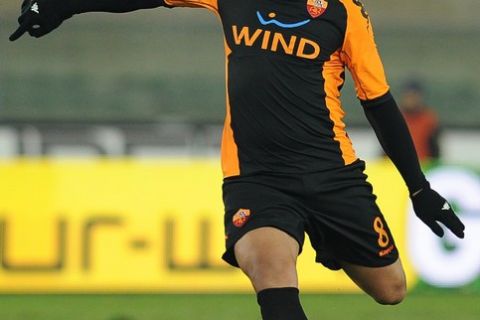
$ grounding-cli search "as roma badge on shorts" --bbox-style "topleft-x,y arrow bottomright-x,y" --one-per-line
307,0 -> 328,18
232,208 -> 251,228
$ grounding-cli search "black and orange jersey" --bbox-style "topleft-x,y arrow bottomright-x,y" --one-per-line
164,0 -> 390,177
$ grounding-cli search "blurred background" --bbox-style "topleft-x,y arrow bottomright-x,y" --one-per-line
0,1 -> 479,319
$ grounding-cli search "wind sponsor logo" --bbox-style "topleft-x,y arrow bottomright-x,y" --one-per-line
231,25 -> 321,60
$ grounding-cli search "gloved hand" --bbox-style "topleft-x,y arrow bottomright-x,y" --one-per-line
411,182 -> 465,238
9,0 -> 75,41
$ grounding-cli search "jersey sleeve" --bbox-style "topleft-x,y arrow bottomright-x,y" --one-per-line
340,0 -> 389,101
163,0 -> 218,13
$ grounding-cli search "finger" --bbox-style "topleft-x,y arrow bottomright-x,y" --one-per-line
9,21 -> 30,41
28,24 -> 45,38
427,220 -> 444,237
21,0 -> 33,13
9,14 -> 34,41
438,211 -> 465,239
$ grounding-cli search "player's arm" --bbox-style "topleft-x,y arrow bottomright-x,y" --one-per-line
10,0 -> 168,41
362,94 -> 464,238
341,0 -> 465,239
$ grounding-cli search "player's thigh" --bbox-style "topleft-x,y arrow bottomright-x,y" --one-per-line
341,258 -> 406,305
234,227 -> 300,292
222,175 -> 306,291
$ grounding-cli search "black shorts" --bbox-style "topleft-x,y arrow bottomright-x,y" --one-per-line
222,160 -> 399,270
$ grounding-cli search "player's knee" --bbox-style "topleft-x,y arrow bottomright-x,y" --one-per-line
373,280 -> 406,305
234,228 -> 299,289
237,248 -> 297,290
243,255 -> 296,285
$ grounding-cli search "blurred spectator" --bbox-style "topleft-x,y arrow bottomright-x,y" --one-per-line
400,80 -> 441,162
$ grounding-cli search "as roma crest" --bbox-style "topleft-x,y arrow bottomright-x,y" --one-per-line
232,208 -> 251,228
307,0 -> 328,18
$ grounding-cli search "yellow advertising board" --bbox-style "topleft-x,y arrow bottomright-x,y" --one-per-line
0,158 -> 417,292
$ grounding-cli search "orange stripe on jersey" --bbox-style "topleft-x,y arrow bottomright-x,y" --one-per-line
339,0 -> 389,101
322,51 -> 357,165
164,0 -> 219,14
221,43 -> 240,177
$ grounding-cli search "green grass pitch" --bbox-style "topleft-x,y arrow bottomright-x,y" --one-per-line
0,293 -> 478,320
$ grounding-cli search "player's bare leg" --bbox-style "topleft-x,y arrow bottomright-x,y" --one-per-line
234,227 -> 299,291
234,227 -> 308,320
341,258 -> 406,305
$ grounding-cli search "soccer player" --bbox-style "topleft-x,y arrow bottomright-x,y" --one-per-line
10,1 -> 465,319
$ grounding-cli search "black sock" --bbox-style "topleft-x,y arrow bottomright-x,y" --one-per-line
257,287 -> 308,320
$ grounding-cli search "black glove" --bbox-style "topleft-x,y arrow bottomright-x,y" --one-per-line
411,182 -> 465,239
9,0 -> 167,41
9,0 -> 75,41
